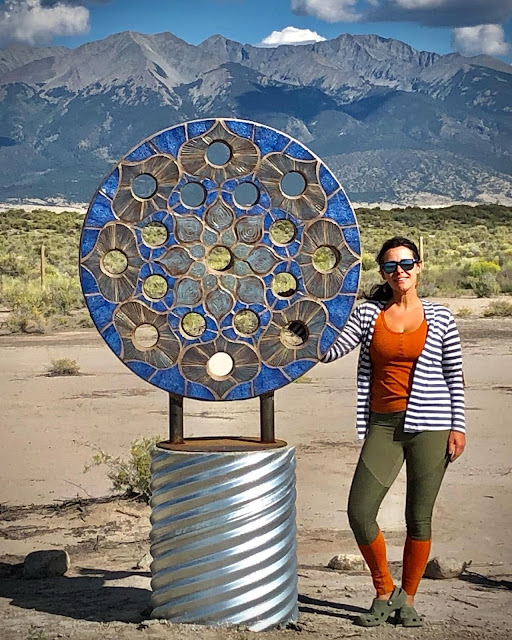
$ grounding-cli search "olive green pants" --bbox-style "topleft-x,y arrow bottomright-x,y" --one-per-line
347,411 -> 450,545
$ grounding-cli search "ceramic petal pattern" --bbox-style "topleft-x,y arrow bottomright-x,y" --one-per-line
297,219 -> 359,299
114,301 -> 180,369
113,154 -> 179,223
82,223 -> 143,302
180,121 -> 259,183
259,154 -> 326,220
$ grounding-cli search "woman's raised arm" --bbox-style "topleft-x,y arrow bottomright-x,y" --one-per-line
321,304 -> 366,363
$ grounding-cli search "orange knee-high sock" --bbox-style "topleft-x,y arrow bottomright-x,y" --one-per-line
401,537 -> 431,596
358,530 -> 395,596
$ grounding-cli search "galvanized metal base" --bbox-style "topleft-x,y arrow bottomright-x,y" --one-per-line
149,442 -> 298,631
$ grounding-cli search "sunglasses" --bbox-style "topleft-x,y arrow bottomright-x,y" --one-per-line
380,259 -> 419,274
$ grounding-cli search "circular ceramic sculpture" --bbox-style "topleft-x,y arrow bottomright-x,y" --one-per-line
79,118 -> 360,400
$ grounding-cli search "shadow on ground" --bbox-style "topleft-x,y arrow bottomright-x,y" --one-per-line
298,593 -> 365,622
461,570 -> 512,592
0,567 -> 151,623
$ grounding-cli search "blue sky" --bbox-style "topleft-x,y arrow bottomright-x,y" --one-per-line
0,0 -> 511,62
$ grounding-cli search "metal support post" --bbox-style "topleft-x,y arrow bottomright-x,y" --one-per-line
169,393 -> 184,444
260,392 -> 275,443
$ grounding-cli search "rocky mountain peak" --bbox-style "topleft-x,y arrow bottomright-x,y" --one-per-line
0,30 -> 510,204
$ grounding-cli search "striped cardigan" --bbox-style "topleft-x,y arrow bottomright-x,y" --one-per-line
322,298 -> 466,439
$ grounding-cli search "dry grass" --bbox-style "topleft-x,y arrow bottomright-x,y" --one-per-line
46,358 -> 81,377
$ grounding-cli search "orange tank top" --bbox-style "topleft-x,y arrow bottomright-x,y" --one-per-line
369,311 -> 428,413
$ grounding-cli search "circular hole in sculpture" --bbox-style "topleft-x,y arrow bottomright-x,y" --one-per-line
206,140 -> 232,167
281,171 -> 306,197
312,245 -> 340,273
102,249 -> 128,275
270,219 -> 296,245
141,221 -> 168,247
131,173 -> 158,199
143,275 -> 168,300
280,321 -> 309,348
181,312 -> 206,337
233,182 -> 259,208
207,352 -> 234,379
180,182 -> 207,208
271,272 -> 298,297
133,324 -> 159,349
233,309 -> 259,336
207,246 -> 232,272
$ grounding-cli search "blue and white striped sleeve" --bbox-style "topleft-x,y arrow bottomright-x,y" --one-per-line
321,305 -> 364,363
442,313 -> 466,433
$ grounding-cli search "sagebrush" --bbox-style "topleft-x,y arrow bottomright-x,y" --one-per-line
482,300 -> 512,317
47,358 -> 80,376
84,436 -> 161,502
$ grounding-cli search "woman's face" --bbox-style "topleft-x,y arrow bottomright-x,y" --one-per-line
379,245 -> 422,296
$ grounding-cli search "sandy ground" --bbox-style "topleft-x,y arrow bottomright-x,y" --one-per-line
0,299 -> 511,639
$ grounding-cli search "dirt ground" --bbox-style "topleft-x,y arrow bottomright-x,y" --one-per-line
0,298 -> 511,639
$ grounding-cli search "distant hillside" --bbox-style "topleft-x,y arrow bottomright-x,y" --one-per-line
0,31 -> 511,204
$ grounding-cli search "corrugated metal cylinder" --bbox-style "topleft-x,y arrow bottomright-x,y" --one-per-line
149,445 -> 298,631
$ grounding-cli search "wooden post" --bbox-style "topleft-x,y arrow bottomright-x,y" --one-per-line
419,236 -> 424,264
40,244 -> 46,289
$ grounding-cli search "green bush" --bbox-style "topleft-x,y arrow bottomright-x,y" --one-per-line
0,275 -> 83,328
497,266 -> 512,294
47,358 -> 81,376
84,436 -> 161,502
457,307 -> 473,318
361,252 -> 376,271
482,300 -> 512,317
468,272 -> 501,298
463,259 -> 500,278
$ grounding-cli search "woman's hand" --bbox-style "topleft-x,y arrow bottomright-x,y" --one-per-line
448,431 -> 466,462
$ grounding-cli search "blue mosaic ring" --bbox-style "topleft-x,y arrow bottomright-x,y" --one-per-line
79,118 -> 361,401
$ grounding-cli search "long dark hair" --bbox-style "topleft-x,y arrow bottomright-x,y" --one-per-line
366,236 -> 421,302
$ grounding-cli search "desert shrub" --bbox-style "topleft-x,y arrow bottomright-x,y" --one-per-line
457,307 -> 473,318
27,626 -> 48,640
417,268 -> 440,297
0,274 -> 83,321
482,300 -> 512,317
497,266 -> 512,294
463,259 -> 500,278
359,269 -> 381,298
428,268 -> 465,296
77,314 -> 94,328
361,252 -> 376,271
6,305 -> 46,334
46,275 -> 83,314
47,358 -> 81,376
85,436 -> 161,502
468,272 -> 501,298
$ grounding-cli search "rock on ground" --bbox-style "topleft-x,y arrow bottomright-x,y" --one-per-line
424,557 -> 468,579
23,549 -> 70,578
327,553 -> 367,571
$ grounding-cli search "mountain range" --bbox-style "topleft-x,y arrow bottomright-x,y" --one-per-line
0,31 -> 511,205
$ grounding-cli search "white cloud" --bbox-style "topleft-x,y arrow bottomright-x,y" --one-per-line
0,0 -> 90,47
291,0 -> 361,23
257,26 -> 327,47
452,24 -> 510,56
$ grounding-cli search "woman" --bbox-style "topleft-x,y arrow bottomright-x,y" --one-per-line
322,236 -> 466,627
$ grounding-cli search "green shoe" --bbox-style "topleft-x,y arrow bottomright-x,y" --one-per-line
396,604 -> 423,627
356,587 -> 407,627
